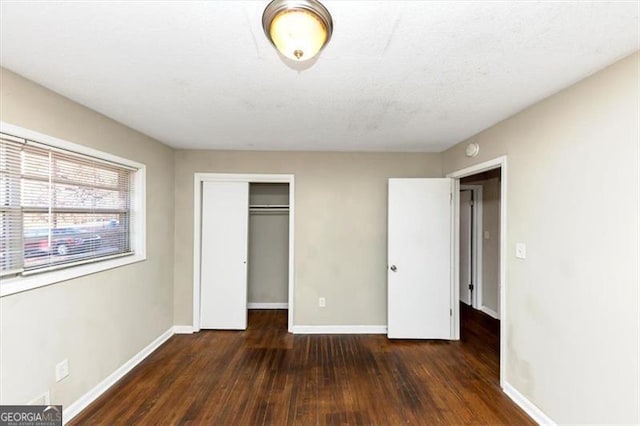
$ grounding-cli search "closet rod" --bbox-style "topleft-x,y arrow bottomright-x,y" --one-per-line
249,204 -> 289,209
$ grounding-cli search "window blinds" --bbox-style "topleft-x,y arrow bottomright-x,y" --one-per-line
0,132 -> 134,277
0,134 -> 22,275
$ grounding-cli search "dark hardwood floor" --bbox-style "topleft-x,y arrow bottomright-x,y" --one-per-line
70,306 -> 533,425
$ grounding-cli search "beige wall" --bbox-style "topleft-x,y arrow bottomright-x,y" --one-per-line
0,69 -> 175,407
480,177 -> 500,314
463,175 -> 501,314
248,183 -> 290,304
249,183 -> 290,206
443,53 -> 639,423
248,213 -> 289,304
174,151 -> 442,326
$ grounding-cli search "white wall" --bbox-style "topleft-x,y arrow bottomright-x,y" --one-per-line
0,68 -> 175,407
443,53 -> 639,424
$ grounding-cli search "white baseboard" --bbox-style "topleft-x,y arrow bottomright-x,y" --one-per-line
503,382 -> 555,425
480,306 -> 500,319
247,302 -> 288,309
173,325 -> 194,334
292,325 -> 387,334
63,327 -> 174,424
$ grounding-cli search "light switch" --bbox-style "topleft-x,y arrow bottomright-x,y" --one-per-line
484,231 -> 490,240
515,243 -> 526,259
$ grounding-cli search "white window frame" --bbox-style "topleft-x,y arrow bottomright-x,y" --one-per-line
0,122 -> 146,297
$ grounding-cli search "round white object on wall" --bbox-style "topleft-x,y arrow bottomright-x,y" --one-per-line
465,143 -> 480,157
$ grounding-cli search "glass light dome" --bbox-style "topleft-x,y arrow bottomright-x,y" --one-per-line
263,0 -> 333,62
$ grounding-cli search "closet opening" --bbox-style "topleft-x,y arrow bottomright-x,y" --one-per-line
193,173 -> 295,334
248,183 -> 290,331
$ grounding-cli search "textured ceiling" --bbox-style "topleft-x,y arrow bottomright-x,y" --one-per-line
0,1 -> 638,152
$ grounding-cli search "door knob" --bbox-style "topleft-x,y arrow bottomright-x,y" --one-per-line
390,265 -> 397,272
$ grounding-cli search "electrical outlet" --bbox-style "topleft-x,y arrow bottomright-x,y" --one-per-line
55,359 -> 69,382
318,297 -> 326,308
27,391 -> 50,405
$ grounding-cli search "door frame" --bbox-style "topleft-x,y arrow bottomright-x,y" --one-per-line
459,184 -> 483,310
447,156 -> 507,388
193,173 -> 295,333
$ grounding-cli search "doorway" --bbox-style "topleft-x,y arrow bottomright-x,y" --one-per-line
460,170 -> 501,319
192,173 -> 295,333
448,156 -> 507,388
459,184 -> 482,309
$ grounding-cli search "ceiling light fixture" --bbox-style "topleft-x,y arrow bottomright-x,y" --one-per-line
262,0 -> 333,62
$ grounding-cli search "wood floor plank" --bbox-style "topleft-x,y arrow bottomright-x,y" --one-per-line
70,307 -> 534,425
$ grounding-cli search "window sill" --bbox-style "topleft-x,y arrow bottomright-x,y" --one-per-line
0,253 -> 146,297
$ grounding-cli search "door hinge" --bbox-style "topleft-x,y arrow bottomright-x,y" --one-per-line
450,308 -> 452,316
450,192 -> 453,203
470,199 -> 474,207
469,284 -> 474,291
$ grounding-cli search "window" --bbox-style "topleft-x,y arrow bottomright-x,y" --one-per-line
0,124 -> 146,296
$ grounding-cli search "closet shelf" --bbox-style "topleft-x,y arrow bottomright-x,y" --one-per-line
249,204 -> 289,215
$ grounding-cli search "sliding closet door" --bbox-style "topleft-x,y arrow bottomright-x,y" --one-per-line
200,181 -> 249,329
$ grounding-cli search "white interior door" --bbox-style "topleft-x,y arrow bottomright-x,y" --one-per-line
200,181 -> 249,329
388,178 -> 452,339
459,190 -> 472,305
